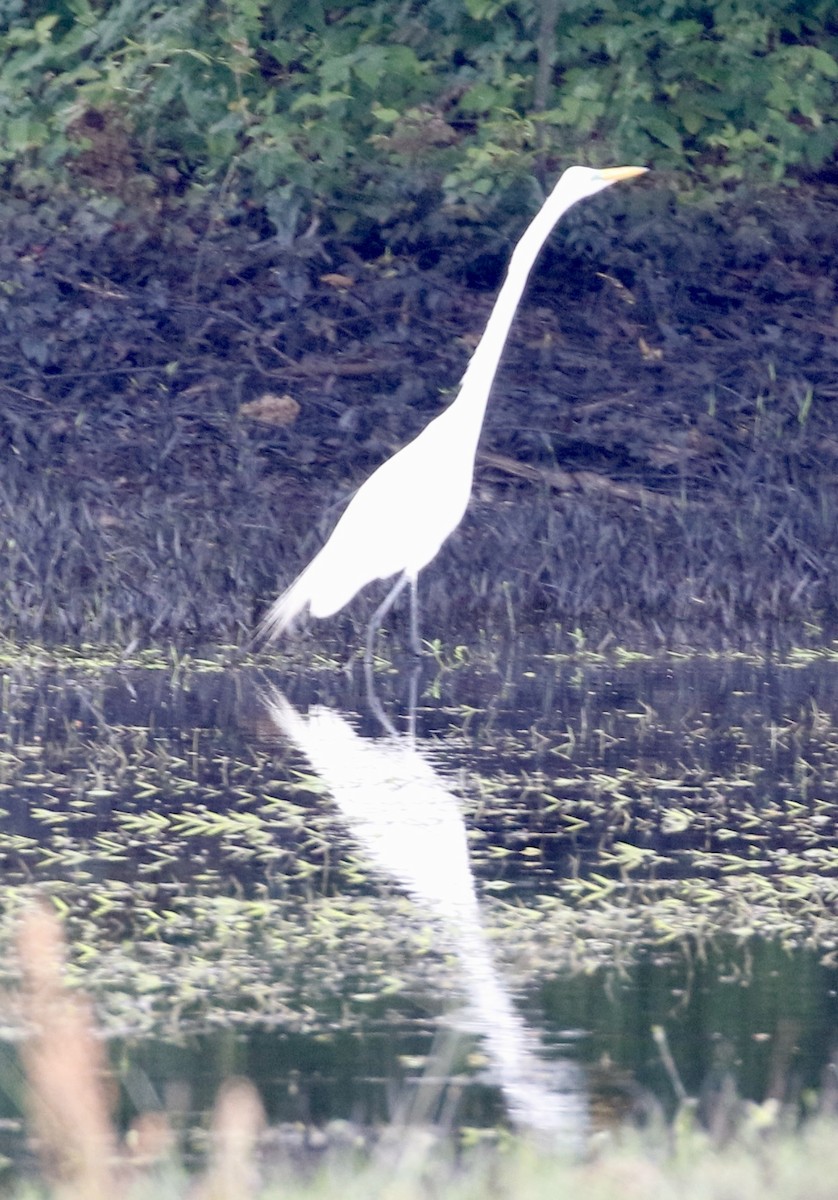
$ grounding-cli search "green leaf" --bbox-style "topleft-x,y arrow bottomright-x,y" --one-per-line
642,115 -> 684,151
464,0 -> 503,19
459,82 -> 501,113
371,105 -> 400,123
289,90 -> 350,115
809,47 -> 838,80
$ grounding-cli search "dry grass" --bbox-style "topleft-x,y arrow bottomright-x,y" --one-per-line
17,904 -> 117,1200
10,903 -> 838,1200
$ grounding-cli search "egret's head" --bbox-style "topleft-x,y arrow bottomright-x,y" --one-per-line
556,164 -> 648,203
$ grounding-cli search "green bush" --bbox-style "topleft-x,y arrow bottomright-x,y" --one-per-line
1,0 -> 837,229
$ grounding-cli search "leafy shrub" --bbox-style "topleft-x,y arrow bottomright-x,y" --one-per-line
0,0 -> 837,232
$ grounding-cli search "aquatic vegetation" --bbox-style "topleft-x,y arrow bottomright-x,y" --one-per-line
0,645 -> 834,1183
8,903 -> 838,1200
0,649 -> 835,1027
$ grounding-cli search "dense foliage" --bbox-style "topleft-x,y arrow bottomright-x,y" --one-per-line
2,0 -> 837,232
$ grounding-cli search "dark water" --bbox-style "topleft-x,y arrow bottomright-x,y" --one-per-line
1,646 -> 837,1149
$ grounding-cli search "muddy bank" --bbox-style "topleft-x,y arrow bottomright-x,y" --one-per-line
1,180 -> 837,650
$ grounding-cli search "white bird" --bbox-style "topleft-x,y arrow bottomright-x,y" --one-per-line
259,164 -> 647,660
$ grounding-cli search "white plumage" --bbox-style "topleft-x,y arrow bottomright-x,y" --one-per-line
259,164 -> 647,656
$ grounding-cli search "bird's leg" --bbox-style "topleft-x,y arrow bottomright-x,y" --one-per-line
364,571 -> 410,665
407,660 -> 420,743
363,655 -> 398,735
408,575 -> 421,657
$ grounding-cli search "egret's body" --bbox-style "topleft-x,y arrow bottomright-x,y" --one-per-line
260,164 -> 646,657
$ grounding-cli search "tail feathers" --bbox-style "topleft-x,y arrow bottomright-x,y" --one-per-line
257,553 -> 372,644
257,567 -> 316,644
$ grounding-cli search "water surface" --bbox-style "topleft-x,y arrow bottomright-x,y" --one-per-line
0,643 -> 836,1149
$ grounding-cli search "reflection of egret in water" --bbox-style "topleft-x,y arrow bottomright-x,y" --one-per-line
264,687 -> 588,1145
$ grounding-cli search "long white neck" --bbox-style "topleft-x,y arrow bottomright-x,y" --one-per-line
447,176 -> 586,454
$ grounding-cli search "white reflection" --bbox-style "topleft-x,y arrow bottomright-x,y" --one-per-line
264,687 -> 588,1145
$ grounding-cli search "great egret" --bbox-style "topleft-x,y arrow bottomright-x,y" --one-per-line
259,164 -> 647,659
